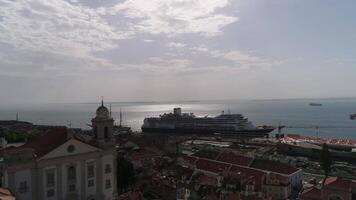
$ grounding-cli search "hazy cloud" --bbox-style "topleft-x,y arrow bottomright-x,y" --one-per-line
109,0 -> 238,36
167,42 -> 187,48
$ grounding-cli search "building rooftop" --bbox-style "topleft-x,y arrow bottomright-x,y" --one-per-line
192,149 -> 221,160
216,151 -> 253,166
324,176 -> 353,191
196,158 -> 230,174
250,158 -> 300,175
300,186 -> 322,199
20,126 -> 68,158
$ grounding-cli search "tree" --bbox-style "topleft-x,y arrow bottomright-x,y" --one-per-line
320,143 -> 332,186
117,155 -> 136,194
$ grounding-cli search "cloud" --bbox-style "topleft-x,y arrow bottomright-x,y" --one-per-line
216,50 -> 284,69
0,0 -> 240,78
218,51 -> 261,63
167,42 -> 187,48
0,0 -> 132,76
122,58 -> 192,73
191,46 -> 210,52
0,0 -> 129,56
143,39 -> 155,43
109,0 -> 238,36
190,47 -> 284,70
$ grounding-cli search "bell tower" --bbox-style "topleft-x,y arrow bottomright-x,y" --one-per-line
91,98 -> 114,148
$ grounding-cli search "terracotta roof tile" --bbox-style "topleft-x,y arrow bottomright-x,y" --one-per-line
192,149 -> 221,160
300,187 -> 321,199
196,158 -> 230,174
216,152 -> 253,166
324,177 -> 352,191
20,127 -> 68,158
250,158 -> 300,175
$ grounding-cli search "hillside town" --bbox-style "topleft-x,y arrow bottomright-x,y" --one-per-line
0,102 -> 356,200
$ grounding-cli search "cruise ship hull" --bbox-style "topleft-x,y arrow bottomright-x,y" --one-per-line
141,127 -> 274,138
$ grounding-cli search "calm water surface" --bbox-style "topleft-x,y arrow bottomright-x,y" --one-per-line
1,98 -> 356,139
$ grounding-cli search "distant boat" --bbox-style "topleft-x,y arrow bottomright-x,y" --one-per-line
309,103 -> 322,106
350,114 -> 356,120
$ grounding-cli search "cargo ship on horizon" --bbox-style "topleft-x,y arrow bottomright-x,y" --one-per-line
141,108 -> 274,138
309,102 -> 323,106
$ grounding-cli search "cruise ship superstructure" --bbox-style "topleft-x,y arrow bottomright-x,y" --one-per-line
142,108 -> 274,138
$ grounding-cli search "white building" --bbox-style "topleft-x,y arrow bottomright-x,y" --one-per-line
1,101 -> 118,200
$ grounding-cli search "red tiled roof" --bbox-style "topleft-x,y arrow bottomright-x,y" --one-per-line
20,127 -> 68,158
192,149 -> 221,160
216,152 -> 253,166
196,158 -> 230,174
116,191 -> 143,200
180,155 -> 198,165
229,165 -> 266,178
324,177 -> 352,191
250,159 -> 300,175
300,187 -> 321,199
130,148 -> 160,161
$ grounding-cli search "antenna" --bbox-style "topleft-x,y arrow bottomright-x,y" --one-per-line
119,107 -> 122,127
101,96 -> 104,106
16,112 -> 19,121
109,104 -> 112,118
67,121 -> 72,128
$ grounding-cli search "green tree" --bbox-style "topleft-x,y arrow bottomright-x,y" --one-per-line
320,143 -> 332,186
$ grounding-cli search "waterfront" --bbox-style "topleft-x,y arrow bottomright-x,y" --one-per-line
1,98 -> 356,139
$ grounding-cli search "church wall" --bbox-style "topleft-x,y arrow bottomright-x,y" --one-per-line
42,165 -> 57,200
13,169 -> 32,200
61,161 -> 82,200
102,154 -> 114,199
85,158 -> 97,199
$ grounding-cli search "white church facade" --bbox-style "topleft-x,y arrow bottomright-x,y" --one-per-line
1,101 -> 118,200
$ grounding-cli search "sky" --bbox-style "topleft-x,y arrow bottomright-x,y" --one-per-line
0,0 -> 356,104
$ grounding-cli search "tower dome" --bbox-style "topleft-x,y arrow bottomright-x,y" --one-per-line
96,99 -> 110,118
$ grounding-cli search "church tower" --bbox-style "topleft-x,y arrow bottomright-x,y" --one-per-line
91,98 -> 114,148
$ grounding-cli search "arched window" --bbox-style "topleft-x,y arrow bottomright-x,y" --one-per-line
93,127 -> 97,138
68,166 -> 76,181
104,127 -> 109,139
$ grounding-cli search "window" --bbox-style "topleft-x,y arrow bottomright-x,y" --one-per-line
88,179 -> 94,187
105,164 -> 111,174
19,181 -> 28,193
105,179 -> 111,189
68,166 -> 76,181
46,170 -> 55,187
87,164 -> 95,178
104,127 -> 109,138
47,189 -> 55,198
68,184 -> 76,192
93,127 -> 97,138
67,145 -> 75,153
